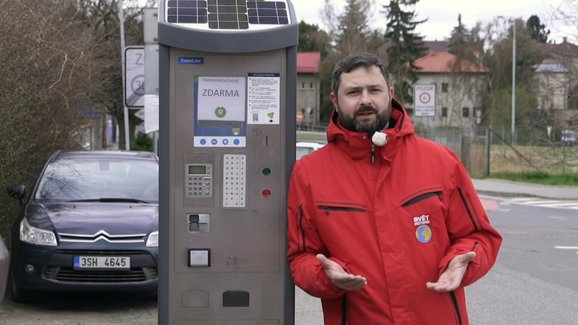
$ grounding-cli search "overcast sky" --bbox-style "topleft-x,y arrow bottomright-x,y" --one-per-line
289,0 -> 576,43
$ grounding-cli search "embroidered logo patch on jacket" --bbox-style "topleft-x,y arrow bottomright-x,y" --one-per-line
413,214 -> 432,243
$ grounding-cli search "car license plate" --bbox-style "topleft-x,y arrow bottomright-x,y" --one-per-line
73,256 -> 130,270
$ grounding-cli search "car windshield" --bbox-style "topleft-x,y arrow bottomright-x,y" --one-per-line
35,157 -> 159,203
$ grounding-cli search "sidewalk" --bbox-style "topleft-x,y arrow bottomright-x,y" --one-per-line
473,178 -> 578,200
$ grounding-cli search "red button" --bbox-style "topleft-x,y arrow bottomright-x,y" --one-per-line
262,189 -> 272,198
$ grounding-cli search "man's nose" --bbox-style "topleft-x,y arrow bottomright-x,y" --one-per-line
360,90 -> 372,105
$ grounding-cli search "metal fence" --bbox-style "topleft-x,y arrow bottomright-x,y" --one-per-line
418,127 -> 578,176
298,123 -> 578,176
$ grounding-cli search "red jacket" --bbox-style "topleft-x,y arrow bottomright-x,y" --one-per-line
287,99 -> 502,325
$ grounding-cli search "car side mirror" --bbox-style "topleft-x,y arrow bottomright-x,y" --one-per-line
7,185 -> 26,206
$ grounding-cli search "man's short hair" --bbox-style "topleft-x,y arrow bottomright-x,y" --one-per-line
331,53 -> 389,95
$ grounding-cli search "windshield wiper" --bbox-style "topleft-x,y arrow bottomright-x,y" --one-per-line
69,198 -> 151,203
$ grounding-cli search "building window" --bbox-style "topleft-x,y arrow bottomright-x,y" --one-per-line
310,82 -> 314,89
300,82 -> 306,89
462,107 -> 470,117
441,83 -> 449,93
441,107 -> 448,117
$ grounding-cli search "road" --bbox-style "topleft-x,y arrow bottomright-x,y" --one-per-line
465,196 -> 578,324
1,196 -> 577,324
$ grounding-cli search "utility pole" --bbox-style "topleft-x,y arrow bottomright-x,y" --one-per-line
511,20 -> 516,145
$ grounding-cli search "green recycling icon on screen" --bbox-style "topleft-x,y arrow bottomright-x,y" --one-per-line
215,106 -> 227,118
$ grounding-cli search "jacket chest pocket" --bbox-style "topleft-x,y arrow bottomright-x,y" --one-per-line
314,201 -> 369,255
317,202 -> 367,215
402,191 -> 443,208
314,201 -> 368,232
399,188 -> 447,247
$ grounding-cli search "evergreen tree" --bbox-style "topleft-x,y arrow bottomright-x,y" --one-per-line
526,15 -> 550,43
298,21 -> 330,57
382,0 -> 428,106
334,0 -> 373,55
448,14 -> 469,56
448,14 -> 484,68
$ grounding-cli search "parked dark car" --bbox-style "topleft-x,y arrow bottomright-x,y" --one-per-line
7,150 -> 159,302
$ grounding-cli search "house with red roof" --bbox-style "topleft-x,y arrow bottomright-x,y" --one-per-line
297,52 -> 321,128
412,51 -> 489,131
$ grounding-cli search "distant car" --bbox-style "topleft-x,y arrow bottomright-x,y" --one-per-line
296,141 -> 325,159
7,150 -> 159,302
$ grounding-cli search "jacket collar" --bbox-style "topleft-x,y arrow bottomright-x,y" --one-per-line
326,98 -> 415,161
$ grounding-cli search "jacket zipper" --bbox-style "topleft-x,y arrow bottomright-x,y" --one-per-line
457,187 -> 479,231
449,291 -> 463,325
402,191 -> 443,207
317,205 -> 366,215
298,204 -> 307,252
371,144 -> 376,164
341,295 -> 348,325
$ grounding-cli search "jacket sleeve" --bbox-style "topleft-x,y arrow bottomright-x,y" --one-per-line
286,161 -> 347,299
438,149 -> 502,287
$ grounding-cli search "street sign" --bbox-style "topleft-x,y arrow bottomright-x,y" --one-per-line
125,47 -> 145,107
296,111 -> 303,123
414,84 -> 436,117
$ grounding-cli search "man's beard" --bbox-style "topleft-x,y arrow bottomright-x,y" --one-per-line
338,104 -> 391,134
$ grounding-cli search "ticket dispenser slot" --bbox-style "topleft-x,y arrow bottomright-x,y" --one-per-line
187,213 -> 210,233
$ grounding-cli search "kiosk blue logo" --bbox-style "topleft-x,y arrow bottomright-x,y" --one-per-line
178,57 -> 204,65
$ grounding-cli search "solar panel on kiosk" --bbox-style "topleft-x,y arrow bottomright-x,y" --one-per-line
165,0 -> 289,30
247,0 -> 288,25
208,0 -> 249,30
166,0 -> 208,24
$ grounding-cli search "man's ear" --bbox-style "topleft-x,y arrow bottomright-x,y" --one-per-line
389,86 -> 395,98
330,92 -> 338,112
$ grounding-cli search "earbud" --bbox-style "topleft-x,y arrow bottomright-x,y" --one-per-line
372,131 -> 387,146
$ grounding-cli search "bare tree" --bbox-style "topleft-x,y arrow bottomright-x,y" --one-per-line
76,0 -> 148,149
0,0 -> 104,241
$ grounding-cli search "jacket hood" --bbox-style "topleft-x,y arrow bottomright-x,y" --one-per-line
326,98 -> 415,160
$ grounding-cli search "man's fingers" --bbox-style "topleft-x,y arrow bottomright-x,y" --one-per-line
425,280 -> 456,292
336,275 -> 368,290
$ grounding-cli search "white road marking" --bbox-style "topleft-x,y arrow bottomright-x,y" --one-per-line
554,246 -> 578,250
508,198 -> 578,210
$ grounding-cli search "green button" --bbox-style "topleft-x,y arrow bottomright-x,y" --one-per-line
262,167 -> 271,176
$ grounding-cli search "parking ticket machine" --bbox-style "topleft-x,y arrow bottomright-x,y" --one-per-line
158,1 -> 297,324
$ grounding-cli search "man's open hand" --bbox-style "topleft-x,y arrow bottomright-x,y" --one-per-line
317,254 -> 367,291
426,251 -> 476,292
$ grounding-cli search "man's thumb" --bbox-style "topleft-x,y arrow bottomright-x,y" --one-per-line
316,254 -> 329,266
463,251 -> 476,262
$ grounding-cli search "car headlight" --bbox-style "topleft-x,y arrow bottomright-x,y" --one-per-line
146,231 -> 158,247
19,218 -> 57,246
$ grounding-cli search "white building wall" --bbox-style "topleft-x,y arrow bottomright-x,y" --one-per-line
412,73 -> 486,131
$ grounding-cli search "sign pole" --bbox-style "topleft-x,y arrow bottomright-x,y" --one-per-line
119,0 -> 130,150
